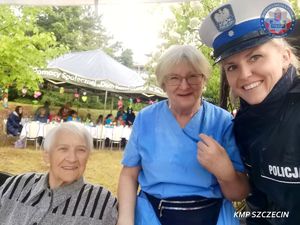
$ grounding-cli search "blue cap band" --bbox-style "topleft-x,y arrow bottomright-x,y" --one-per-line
213,18 -> 262,50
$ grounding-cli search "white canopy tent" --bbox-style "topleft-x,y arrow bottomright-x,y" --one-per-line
35,49 -> 165,111
2,0 -> 168,109
36,49 -> 165,95
46,49 -> 145,89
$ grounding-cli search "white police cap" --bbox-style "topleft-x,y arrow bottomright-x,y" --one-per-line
199,0 -> 295,62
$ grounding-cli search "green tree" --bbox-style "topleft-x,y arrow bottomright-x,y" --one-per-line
35,6 -> 132,63
36,7 -> 108,51
147,0 -> 224,104
152,0 -> 299,105
117,48 -> 134,68
0,6 -> 65,92
290,0 -> 300,15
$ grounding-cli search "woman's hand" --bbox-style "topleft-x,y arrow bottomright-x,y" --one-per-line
197,133 -> 249,201
197,133 -> 235,181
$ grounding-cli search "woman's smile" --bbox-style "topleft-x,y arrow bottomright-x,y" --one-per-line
242,81 -> 263,91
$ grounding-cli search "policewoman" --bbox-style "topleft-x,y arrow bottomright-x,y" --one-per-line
200,0 -> 300,224
117,45 -> 249,225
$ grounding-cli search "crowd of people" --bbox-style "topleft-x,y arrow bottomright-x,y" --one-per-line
1,0 -> 300,225
5,101 -> 136,137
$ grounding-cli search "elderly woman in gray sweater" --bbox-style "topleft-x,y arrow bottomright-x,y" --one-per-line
0,122 -> 118,225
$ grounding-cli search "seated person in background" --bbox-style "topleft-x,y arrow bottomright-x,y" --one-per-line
125,107 -> 135,126
48,113 -> 61,123
67,110 -> 81,122
34,107 -> 48,146
84,113 -> 92,124
57,102 -> 72,121
0,123 -> 118,225
34,107 -> 48,123
105,114 -> 113,125
96,114 -> 104,125
115,115 -> 126,126
34,101 -> 51,119
116,107 -> 125,120
6,106 -> 23,136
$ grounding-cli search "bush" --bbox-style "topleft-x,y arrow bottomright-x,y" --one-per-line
12,88 -> 151,112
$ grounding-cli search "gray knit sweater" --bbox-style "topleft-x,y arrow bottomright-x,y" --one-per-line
0,173 -> 118,225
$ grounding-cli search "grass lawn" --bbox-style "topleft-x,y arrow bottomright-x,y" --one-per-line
0,144 -> 246,212
0,146 -> 123,195
0,102 -> 123,195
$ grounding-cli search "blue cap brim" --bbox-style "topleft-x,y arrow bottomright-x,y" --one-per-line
214,30 -> 273,63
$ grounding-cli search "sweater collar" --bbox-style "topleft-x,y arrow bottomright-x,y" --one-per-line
28,173 -> 85,207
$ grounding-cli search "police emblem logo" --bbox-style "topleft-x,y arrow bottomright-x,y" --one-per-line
260,2 -> 296,37
211,4 -> 236,32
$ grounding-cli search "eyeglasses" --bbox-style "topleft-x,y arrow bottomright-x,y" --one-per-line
164,74 -> 203,86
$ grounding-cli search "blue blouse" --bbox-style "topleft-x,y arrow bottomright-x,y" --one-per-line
122,100 -> 244,199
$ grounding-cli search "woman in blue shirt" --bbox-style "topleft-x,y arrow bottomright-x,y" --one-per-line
117,45 -> 249,225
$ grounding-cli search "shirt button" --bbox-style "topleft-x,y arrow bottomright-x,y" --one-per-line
48,192 -> 51,197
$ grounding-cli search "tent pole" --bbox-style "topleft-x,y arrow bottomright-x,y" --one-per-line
110,95 -> 114,114
104,90 -> 108,115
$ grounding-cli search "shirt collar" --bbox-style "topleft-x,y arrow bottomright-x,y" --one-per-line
13,111 -> 19,117
164,99 -> 205,143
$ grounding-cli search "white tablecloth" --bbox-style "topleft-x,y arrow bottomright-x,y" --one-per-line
20,122 -> 132,140
92,125 -> 132,140
20,122 -> 45,139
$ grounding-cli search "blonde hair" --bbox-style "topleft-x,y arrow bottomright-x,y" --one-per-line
271,38 -> 300,70
155,45 -> 212,89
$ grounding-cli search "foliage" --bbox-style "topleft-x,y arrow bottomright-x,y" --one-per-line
0,6 -> 66,92
38,90 -> 106,109
35,6 -> 133,65
36,7 -> 113,52
117,49 -> 134,68
147,0 -> 299,104
0,5 -> 135,103
146,0 -> 225,104
290,0 -> 300,16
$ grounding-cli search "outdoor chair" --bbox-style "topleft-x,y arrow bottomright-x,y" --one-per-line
110,126 -> 123,150
122,125 -> 132,146
95,125 -> 106,149
24,121 -> 41,150
40,122 -> 59,149
1,119 -> 19,146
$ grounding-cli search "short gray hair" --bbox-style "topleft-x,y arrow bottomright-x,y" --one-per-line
43,122 -> 93,152
155,45 -> 212,89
